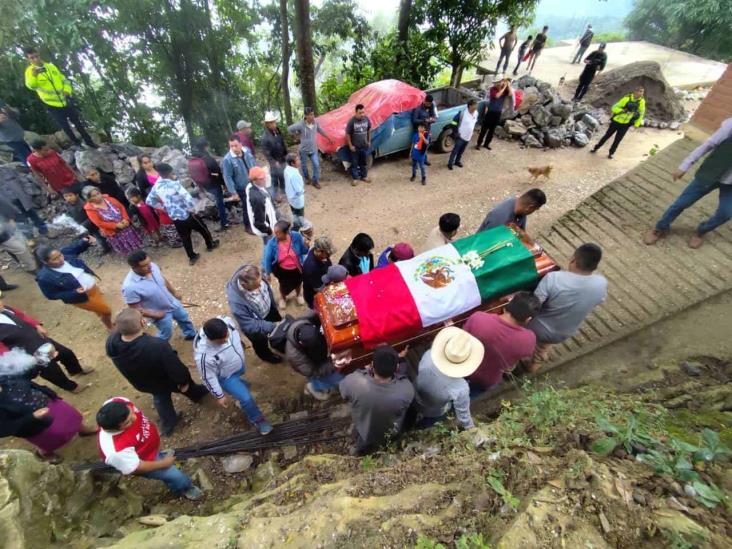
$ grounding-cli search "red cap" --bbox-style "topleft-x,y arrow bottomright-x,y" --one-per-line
391,242 -> 415,261
249,166 -> 267,180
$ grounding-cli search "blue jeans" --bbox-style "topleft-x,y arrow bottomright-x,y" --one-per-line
154,305 -> 196,340
656,177 -> 732,235
219,367 -> 264,424
350,147 -> 369,180
310,371 -> 344,392
141,452 -> 192,495
411,157 -> 426,179
300,150 -> 320,183
448,137 -> 469,166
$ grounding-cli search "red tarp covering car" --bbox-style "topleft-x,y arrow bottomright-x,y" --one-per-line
316,79 -> 426,155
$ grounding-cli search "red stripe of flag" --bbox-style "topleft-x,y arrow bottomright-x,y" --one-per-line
344,264 -> 423,349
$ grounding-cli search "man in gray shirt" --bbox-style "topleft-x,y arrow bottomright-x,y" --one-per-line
477,188 -> 546,233
122,250 -> 197,342
528,243 -> 607,371
288,107 -> 333,189
339,345 -> 414,455
414,327 -> 483,430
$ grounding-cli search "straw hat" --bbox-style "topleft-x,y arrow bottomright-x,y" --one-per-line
430,327 -> 484,378
263,111 -> 279,123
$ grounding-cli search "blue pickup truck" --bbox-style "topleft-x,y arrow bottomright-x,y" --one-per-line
333,86 -> 481,168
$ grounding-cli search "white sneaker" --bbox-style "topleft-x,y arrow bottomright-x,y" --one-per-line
304,382 -> 329,401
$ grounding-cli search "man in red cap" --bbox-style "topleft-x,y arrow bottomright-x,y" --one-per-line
245,166 -> 278,244
376,242 -> 415,269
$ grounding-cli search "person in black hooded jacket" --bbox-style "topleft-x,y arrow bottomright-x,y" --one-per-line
338,232 -> 375,277
106,308 -> 208,436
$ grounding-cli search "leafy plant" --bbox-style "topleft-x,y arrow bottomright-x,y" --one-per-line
486,472 -> 519,510
661,528 -> 707,549
591,413 -> 659,456
692,480 -> 728,509
695,428 -> 731,463
415,536 -> 446,549
361,456 -> 377,471
455,533 -> 491,549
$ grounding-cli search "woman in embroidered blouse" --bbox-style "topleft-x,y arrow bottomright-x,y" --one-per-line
82,186 -> 143,255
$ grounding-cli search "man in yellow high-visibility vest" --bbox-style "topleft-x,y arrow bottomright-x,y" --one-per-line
24,47 -> 97,149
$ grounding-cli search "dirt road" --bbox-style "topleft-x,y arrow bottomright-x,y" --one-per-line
1,125 -> 680,465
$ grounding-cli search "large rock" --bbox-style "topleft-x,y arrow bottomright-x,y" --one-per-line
505,120 -> 528,136
573,132 -> 590,147
522,134 -> 543,148
112,158 -> 136,186
544,129 -> 564,149
581,61 -> 685,122
529,105 -> 552,128
514,75 -> 537,89
107,142 -> 144,159
74,148 -> 116,176
581,113 -> 600,131
152,146 -> 193,187
517,87 -> 540,114
520,114 -> 535,128
222,454 -> 254,474
494,126 -> 509,140
551,103 -> 573,121
0,450 -> 143,548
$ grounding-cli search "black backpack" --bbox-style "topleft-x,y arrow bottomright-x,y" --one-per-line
268,314 -> 295,353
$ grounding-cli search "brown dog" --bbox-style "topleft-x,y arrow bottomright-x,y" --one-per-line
527,165 -> 553,180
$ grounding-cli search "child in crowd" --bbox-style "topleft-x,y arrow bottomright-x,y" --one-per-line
126,187 -> 161,245
410,123 -> 430,186
126,188 -> 182,248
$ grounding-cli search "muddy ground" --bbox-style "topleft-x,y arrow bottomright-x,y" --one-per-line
1,124 -> 685,509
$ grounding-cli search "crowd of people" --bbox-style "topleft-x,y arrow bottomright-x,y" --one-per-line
0,38 -> 729,503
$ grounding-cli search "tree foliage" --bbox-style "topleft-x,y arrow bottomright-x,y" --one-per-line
626,0 -> 732,62
1,0 -> 592,149
413,0 -> 538,86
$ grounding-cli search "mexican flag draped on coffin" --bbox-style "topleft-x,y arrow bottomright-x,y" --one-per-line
344,225 -> 540,349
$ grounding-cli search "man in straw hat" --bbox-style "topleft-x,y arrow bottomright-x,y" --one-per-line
261,111 -> 287,196
464,291 -> 540,395
414,327 -> 484,429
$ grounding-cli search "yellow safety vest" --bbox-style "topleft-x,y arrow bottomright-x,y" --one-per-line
24,63 -> 72,108
611,94 -> 646,127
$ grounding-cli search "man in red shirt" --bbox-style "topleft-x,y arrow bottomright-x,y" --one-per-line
464,291 -> 540,395
96,397 -> 203,500
27,138 -> 77,195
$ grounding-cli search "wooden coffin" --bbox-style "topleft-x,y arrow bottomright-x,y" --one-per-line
314,225 -> 559,370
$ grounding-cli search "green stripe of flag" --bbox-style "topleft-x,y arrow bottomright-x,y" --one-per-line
451,225 -> 539,300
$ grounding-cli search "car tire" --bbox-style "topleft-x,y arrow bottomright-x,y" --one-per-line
436,129 -> 455,153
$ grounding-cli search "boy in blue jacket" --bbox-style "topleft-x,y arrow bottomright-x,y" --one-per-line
410,123 -> 431,186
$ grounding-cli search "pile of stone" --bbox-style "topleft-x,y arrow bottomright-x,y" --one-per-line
494,75 -> 608,149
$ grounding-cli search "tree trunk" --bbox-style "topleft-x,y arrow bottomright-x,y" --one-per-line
396,0 -> 413,65
279,0 -> 293,126
293,0 -> 317,114
450,61 -> 464,88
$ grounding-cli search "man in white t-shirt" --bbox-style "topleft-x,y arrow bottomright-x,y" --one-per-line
96,397 -> 203,500
448,99 -> 478,170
